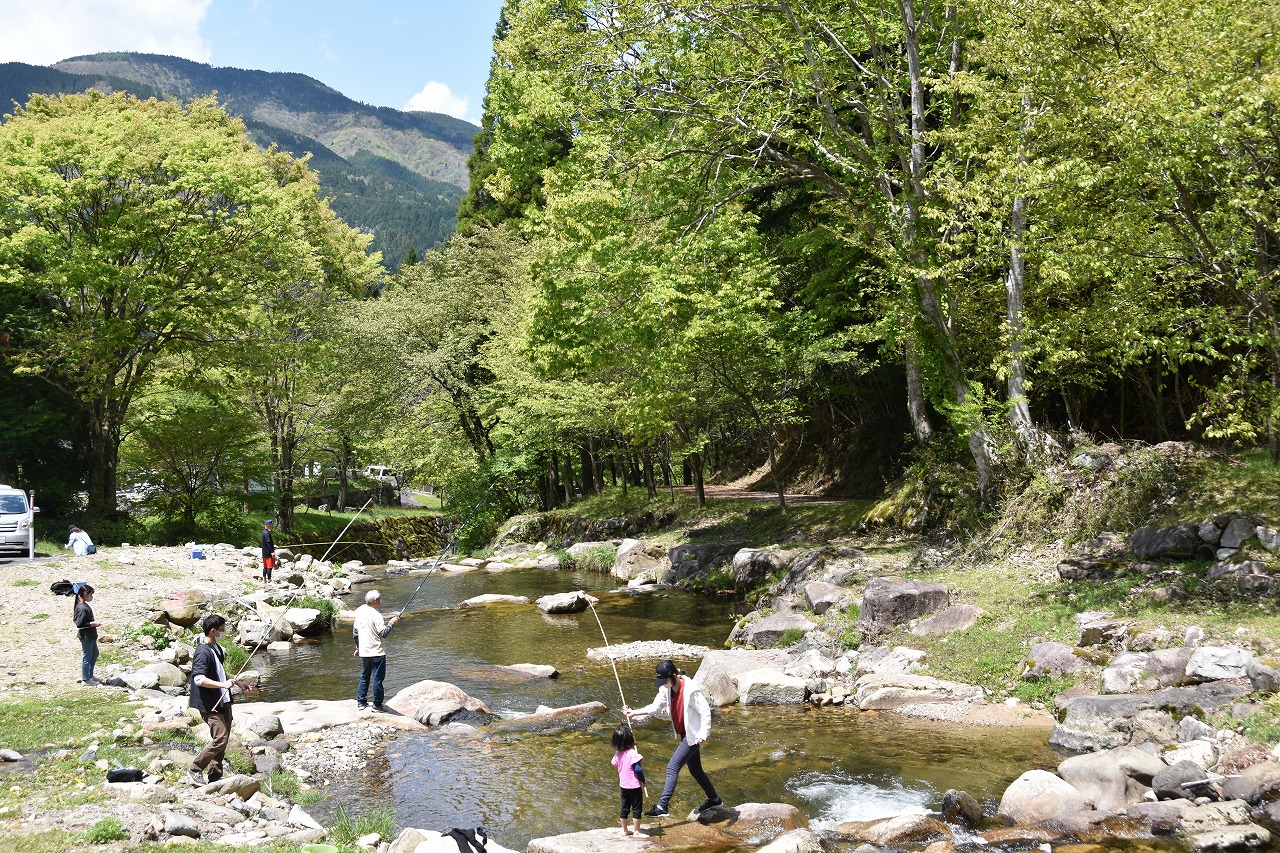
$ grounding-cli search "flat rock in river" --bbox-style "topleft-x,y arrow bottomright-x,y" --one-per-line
526,802 -> 807,852
231,699 -> 427,735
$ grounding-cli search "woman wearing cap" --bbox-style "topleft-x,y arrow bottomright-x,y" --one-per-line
260,519 -> 276,583
624,659 -> 722,818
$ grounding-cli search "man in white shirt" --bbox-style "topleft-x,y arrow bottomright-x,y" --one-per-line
353,589 -> 399,712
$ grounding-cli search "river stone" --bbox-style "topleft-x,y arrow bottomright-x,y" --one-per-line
162,602 -> 201,628
1164,741 -> 1216,771
1022,641 -> 1095,680
857,645 -> 926,675
803,581 -> 846,615
499,663 -> 559,679
1199,522 -> 1224,545
1181,800 -> 1254,831
1220,762 -> 1280,804
526,802 -> 805,853
461,594 -> 529,607
0,749 -> 21,761
1132,524 -> 1201,559
739,669 -> 808,705
163,811 -> 200,838
1146,647 -> 1195,687
1247,658 -> 1280,693
784,649 -> 837,680
388,679 -> 490,726
1058,751 -> 1132,811
857,577 -> 950,635
253,751 -> 281,775
1154,682 -> 1253,716
1153,760 -> 1211,800
1259,528 -> 1280,554
999,769 -> 1091,822
1102,652 -> 1157,693
1051,695 -> 1178,752
1188,825 -> 1272,852
1186,646 -> 1252,682
693,648 -> 788,695
845,814 -> 952,846
249,714 -> 283,740
1220,518 -> 1261,549
732,548 -> 788,588
941,789 -> 982,827
745,613 -> 816,648
203,773 -> 260,800
1181,716 -> 1217,742
185,799 -> 248,825
612,539 -> 667,581
757,828 -> 827,853
853,673 -> 982,710
910,604 -> 984,636
283,607 -> 324,636
128,662 -> 186,690
535,591 -> 592,614
1110,744 -> 1168,785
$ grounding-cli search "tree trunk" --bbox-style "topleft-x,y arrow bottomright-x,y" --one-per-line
548,449 -> 561,509
904,343 -> 934,444
642,449 -> 656,499
688,451 -> 706,507
578,441 -> 595,496
85,407 -> 121,518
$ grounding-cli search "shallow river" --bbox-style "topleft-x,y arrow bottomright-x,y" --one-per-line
255,567 -> 1068,848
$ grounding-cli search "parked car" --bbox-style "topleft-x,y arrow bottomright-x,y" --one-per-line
0,485 -> 38,560
363,465 -> 397,484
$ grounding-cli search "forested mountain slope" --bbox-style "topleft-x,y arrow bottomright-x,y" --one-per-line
0,54 -> 472,268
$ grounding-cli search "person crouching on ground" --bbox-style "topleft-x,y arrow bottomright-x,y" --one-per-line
353,589 -> 399,712
73,583 -> 101,685
188,614 -> 254,785
260,518 -> 276,583
624,659 -> 722,818
66,525 -> 95,556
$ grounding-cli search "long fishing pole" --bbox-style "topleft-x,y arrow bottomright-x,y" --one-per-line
394,483 -> 497,620
320,498 -> 374,563
585,597 -> 629,715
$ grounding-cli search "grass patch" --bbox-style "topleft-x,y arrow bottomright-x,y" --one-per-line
81,817 -> 128,844
125,621 -> 172,651
218,636 -> 250,673
0,830 -> 82,852
566,545 -> 616,573
295,596 -> 338,631
0,693 -> 135,752
11,579 -> 39,587
777,627 -> 807,647
331,804 -> 398,847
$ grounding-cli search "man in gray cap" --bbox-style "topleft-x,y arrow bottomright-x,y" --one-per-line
625,659 -> 722,818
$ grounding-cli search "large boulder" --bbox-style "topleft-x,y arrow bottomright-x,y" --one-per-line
387,680 -> 490,726
910,605 -> 984,636
1247,658 -> 1280,694
1220,517 -> 1261,549
857,646 -> 926,676
162,602 -> 201,628
744,613 -> 816,649
1146,647 -> 1195,687
611,539 -> 668,581
803,581 -> 847,615
853,673 -> 982,711
784,650 -> 837,680
738,670 -> 808,705
1152,760 -> 1214,801
535,591 -> 593,614
283,607 -> 325,637
1220,762 -> 1280,805
1058,751 -> 1133,811
526,802 -> 806,853
842,814 -> 952,846
236,618 -> 289,647
1131,524 -> 1202,560
668,542 -> 745,583
1022,642 -> 1096,680
123,662 -> 186,691
732,548 -> 788,588
694,649 -> 789,708
998,769 -> 1091,823
1185,646 -> 1252,682
1102,652 -> 1158,693
857,578 -> 949,635
1154,682 -> 1253,716
1051,695 -> 1178,752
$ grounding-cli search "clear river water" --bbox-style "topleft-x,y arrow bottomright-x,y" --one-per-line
252,566 -> 1073,849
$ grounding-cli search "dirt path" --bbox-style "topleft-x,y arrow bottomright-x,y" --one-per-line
0,545 -> 258,696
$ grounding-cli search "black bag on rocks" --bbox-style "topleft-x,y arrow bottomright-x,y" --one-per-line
105,768 -> 145,783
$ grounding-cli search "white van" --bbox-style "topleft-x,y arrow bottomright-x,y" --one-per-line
363,465 -> 397,484
0,486 -> 38,560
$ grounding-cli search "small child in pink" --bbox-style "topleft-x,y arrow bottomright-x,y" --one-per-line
611,724 -> 645,836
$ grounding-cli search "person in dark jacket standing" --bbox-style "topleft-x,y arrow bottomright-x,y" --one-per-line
260,519 -> 276,583
72,583 -> 100,685
188,614 -> 254,785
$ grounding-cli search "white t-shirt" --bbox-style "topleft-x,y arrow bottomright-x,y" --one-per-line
67,530 -> 95,556
354,604 -> 389,657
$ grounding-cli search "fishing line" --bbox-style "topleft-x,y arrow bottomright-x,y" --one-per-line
584,596 -> 630,719
319,498 -> 375,563
393,483 -> 497,620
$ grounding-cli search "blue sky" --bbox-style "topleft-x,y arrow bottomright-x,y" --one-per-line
1,1 -> 505,124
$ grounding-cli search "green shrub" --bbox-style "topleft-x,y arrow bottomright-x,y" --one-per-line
568,545 -> 616,573
269,769 -> 300,800
126,621 -> 171,651
81,818 -> 127,844
218,636 -> 250,673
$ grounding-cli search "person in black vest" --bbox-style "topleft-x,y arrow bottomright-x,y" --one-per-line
73,583 -> 101,684
188,614 -> 254,785
260,519 -> 276,583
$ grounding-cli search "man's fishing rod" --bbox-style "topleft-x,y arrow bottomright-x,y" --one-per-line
393,482 -> 498,620
320,498 -> 374,563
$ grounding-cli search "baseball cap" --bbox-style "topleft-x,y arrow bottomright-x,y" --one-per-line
654,659 -> 677,685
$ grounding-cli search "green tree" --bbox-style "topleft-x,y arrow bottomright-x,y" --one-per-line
0,91 -> 367,516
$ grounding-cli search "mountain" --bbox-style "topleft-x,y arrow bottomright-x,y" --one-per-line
0,54 -> 475,269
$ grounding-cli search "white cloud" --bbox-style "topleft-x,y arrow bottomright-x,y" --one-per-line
403,81 -> 469,120
0,0 -> 212,66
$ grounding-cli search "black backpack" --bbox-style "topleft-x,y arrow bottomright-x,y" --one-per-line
50,580 -> 75,597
